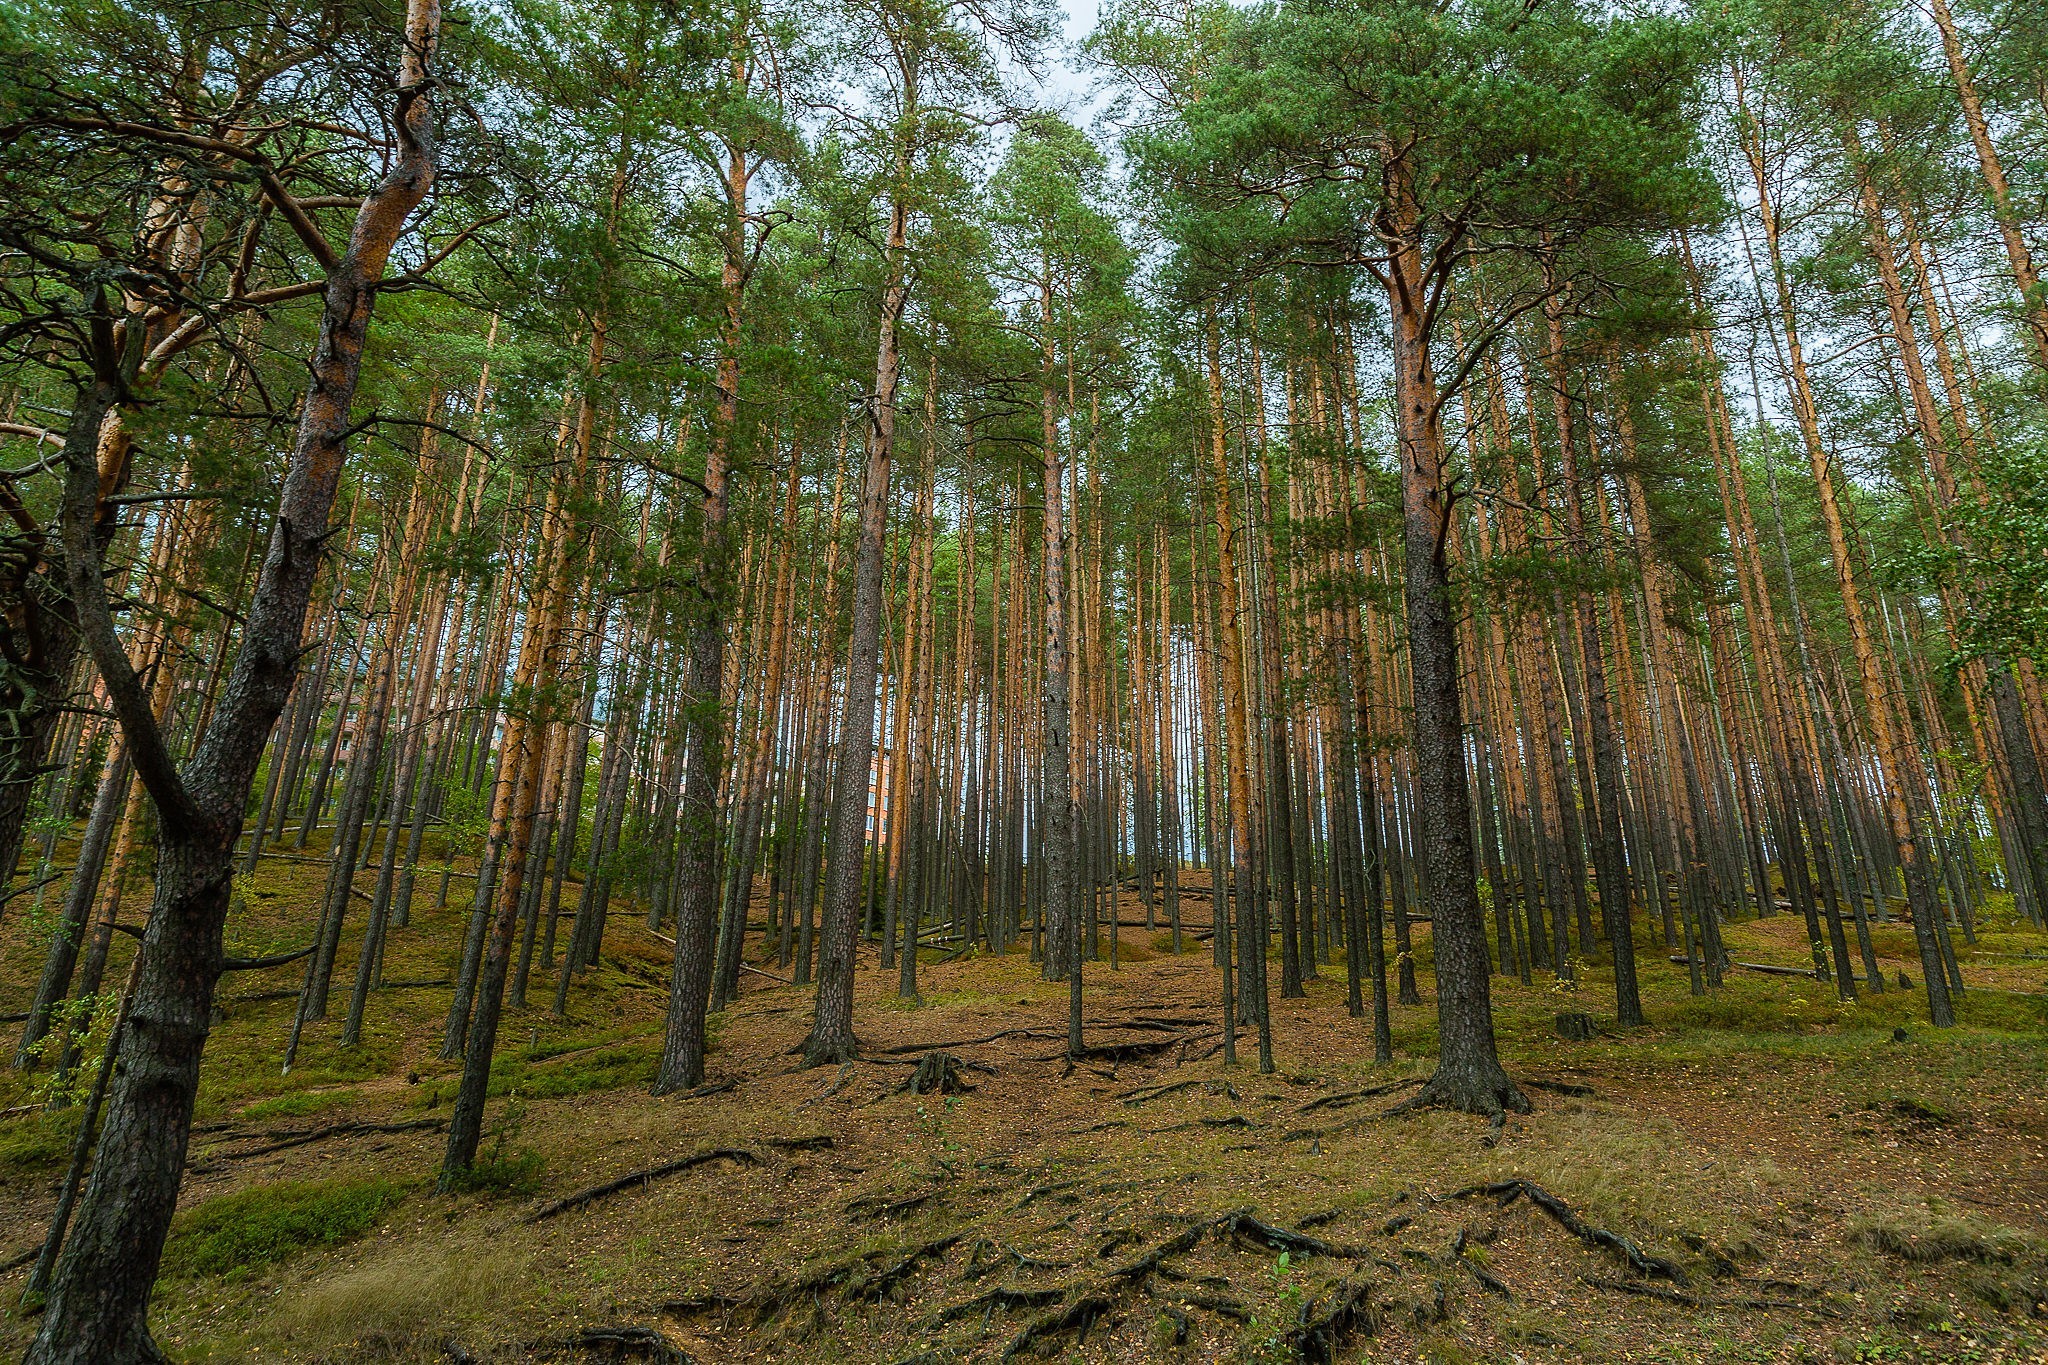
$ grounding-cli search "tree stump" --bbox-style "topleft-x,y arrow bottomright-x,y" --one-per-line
1553,1011 -> 1596,1042
897,1050 -> 978,1095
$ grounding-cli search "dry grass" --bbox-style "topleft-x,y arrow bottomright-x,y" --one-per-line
1848,1201 -> 2035,1265
262,1232 -> 533,1358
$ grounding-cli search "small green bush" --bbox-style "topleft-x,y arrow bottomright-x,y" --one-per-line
440,1148 -> 546,1196
165,1177 -> 409,1279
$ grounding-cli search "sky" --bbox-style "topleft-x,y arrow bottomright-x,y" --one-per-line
1032,0 -> 1109,116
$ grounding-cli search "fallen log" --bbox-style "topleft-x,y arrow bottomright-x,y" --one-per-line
1666,954 -> 1812,979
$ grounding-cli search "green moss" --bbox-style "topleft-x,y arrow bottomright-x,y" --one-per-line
0,1110 -> 80,1171
164,1177 -> 410,1280
490,1038 -> 661,1099
241,1089 -> 359,1121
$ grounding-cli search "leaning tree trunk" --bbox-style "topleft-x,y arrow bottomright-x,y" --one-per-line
25,13 -> 440,1357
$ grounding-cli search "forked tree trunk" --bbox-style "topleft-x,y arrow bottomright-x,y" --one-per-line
25,8 -> 440,1353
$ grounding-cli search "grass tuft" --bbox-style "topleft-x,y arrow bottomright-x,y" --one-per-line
1848,1208 -> 2031,1264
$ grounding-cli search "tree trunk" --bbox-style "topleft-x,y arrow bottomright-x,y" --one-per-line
26,8 -> 441,1350
1381,164 -> 1524,1115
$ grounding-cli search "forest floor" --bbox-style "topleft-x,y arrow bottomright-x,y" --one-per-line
2,849 -> 2047,1364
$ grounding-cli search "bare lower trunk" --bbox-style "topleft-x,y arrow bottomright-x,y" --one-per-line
1383,172 -> 1525,1115
802,160 -> 909,1068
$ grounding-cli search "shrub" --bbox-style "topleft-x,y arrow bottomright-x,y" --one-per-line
165,1177 -> 409,1279
440,1148 -> 546,1196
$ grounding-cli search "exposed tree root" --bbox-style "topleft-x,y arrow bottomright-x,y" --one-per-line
1218,1210 -> 1366,1260
1104,1219 -> 1212,1282
862,1233 -> 966,1300
796,1031 -> 862,1069
528,1149 -> 759,1223
1519,1077 -> 1597,1098
732,1230 -> 971,1327
1001,1293 -> 1115,1361
873,1029 -> 1061,1055
1116,1078 -> 1200,1105
845,1190 -> 940,1221
672,1186 -> 1519,1364
1036,1035 -> 1193,1064
934,1284 -> 1066,1323
1149,1113 -> 1258,1133
1449,1230 -> 1512,1298
1007,1180 -> 1083,1212
1065,1118 -> 1129,1134
1295,1077 -> 1424,1113
1449,1178 -> 1688,1285
197,1117 -> 446,1165
1577,1273 -> 1841,1315
658,1292 -> 744,1317
961,1238 -> 1070,1280
1286,1275 -> 1376,1364
1390,1069 -> 1532,1119
888,1349 -> 961,1365
802,1061 -> 856,1103
986,1206 -> 1385,1359
562,1324 -> 695,1362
